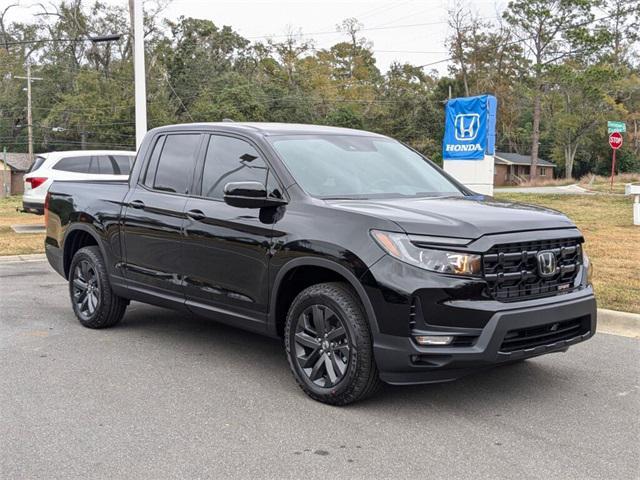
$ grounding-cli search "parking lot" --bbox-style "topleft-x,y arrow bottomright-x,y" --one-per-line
1,258 -> 639,480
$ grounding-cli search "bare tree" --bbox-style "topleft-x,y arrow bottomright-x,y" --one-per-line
448,3 -> 471,97
0,3 -> 19,51
337,17 -> 365,80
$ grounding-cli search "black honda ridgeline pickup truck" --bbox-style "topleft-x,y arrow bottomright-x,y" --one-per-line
45,123 -> 596,404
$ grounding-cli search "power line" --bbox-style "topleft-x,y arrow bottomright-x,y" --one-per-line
247,19 -> 454,40
351,0 -> 416,23
163,74 -> 194,121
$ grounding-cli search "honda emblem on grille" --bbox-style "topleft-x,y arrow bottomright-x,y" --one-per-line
537,250 -> 557,278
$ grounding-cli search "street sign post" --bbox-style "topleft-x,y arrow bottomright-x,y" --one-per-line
609,131 -> 623,192
607,121 -> 626,133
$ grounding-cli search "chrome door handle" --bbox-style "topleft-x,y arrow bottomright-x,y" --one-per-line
186,209 -> 206,221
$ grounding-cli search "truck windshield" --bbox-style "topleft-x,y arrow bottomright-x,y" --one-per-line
269,135 -> 464,199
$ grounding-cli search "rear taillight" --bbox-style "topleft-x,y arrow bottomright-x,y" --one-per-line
26,177 -> 48,189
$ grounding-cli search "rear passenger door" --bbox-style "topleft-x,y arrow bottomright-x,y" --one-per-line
121,133 -> 204,305
181,134 -> 282,332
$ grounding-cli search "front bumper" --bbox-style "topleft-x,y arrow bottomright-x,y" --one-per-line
374,293 -> 597,385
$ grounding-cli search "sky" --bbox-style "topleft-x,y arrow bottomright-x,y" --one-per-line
4,0 -> 508,75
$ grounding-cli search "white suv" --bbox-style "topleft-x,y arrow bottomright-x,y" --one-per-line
22,150 -> 136,214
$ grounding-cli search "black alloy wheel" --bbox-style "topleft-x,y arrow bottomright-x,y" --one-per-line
72,259 -> 101,320
68,246 -> 127,329
285,282 -> 382,405
294,304 -> 351,388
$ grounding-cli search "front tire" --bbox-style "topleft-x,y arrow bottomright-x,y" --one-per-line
284,282 -> 382,405
68,246 -> 127,329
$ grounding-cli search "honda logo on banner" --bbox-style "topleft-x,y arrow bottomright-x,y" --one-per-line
454,114 -> 480,141
443,95 -> 497,160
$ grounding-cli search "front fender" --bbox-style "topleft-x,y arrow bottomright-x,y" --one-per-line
268,248 -> 384,337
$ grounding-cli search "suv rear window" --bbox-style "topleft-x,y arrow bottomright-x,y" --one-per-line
91,155 -> 133,175
52,156 -> 91,173
52,155 -> 133,175
28,156 -> 46,173
110,155 -> 134,175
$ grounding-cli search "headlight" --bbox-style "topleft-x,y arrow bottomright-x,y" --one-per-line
371,230 -> 481,276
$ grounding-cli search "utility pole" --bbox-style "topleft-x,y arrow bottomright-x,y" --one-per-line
3,147 -> 8,198
130,0 -> 147,149
15,64 -> 43,163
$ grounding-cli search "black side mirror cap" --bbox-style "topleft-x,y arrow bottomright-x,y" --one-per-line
223,181 -> 287,209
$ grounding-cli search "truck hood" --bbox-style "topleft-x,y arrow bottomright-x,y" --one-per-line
326,195 -> 576,238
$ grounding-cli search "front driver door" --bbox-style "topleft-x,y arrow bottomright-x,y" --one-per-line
181,133 -> 282,333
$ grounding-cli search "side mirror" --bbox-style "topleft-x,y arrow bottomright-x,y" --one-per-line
223,181 -> 287,209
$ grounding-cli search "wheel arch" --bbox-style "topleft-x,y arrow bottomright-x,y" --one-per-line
269,257 -> 380,338
62,225 -> 106,279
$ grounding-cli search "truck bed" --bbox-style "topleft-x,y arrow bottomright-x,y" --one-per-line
45,179 -> 131,278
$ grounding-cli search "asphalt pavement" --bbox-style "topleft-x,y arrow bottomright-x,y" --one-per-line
1,259 -> 639,480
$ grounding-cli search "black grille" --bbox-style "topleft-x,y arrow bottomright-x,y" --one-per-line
500,316 -> 590,353
483,238 -> 582,301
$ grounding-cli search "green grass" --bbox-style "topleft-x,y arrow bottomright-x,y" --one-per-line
0,196 -> 44,256
579,173 -> 640,194
495,193 -> 640,314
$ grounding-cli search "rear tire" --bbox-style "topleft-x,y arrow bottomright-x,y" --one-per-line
284,282 -> 382,405
68,246 -> 127,329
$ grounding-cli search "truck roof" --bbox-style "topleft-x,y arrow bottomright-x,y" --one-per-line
149,122 -> 387,137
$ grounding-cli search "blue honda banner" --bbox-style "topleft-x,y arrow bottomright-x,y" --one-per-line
442,94 -> 497,160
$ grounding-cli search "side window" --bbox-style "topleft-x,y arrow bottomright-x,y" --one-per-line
87,156 -> 101,174
52,156 -> 91,173
201,135 -> 273,200
152,134 -> 201,194
95,155 -> 131,175
143,136 -> 165,188
28,156 -> 46,173
96,156 -> 114,174
112,155 -> 134,175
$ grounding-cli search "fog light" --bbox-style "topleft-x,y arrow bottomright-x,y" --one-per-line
415,335 -> 454,346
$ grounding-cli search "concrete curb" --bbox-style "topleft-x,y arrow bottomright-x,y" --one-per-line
598,308 -> 640,338
0,253 -> 46,263
0,253 -> 638,338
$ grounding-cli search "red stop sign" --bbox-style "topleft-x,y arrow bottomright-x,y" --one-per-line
609,131 -> 623,150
